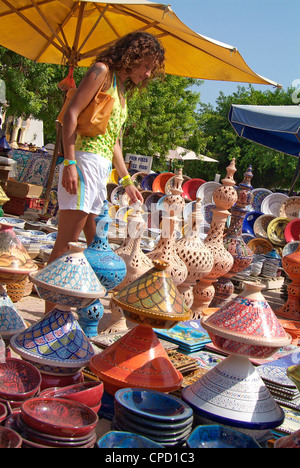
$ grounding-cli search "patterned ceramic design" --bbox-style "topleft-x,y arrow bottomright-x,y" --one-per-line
152,173 -> 174,193
261,193 -> 288,216
196,181 -> 222,205
187,425 -> 260,448
0,358 -> 41,401
250,188 -> 272,211
284,219 -> 300,243
247,238 -> 273,254
97,431 -> 164,448
253,214 -> 276,239
0,285 -> 27,338
242,211 -> 263,236
10,307 -> 95,370
267,217 -> 290,246
279,196 -> 300,219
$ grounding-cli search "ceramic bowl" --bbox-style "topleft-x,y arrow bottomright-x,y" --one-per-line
242,211 -> 264,236
152,172 -> 174,193
186,425 -> 261,448
97,431 -> 164,448
20,397 -> 98,438
0,402 -> 8,423
39,381 -> 104,412
182,178 -> 206,201
0,358 -> 41,401
0,217 -> 25,229
115,388 -> 193,423
140,173 -> 159,191
0,425 -> 22,448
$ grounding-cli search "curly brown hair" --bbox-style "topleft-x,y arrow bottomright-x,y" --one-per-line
94,32 -> 165,93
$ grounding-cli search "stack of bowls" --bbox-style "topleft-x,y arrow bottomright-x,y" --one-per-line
39,381 -> 104,413
113,388 -> 193,447
0,358 -> 41,410
0,426 -> 22,448
18,397 -> 98,448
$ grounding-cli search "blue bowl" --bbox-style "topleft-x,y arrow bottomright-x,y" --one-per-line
187,425 -> 261,448
141,173 -> 159,191
96,431 -> 164,448
242,211 -> 263,236
115,388 -> 193,423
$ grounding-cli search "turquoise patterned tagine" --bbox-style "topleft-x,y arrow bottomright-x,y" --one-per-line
84,201 -> 126,291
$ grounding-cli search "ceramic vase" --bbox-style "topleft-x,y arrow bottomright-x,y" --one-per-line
176,198 -> 214,308
84,200 -> 126,291
147,169 -> 188,286
276,237 -> 300,320
77,299 -> 104,338
89,324 -> 183,395
191,160 -> 238,317
212,166 -> 254,307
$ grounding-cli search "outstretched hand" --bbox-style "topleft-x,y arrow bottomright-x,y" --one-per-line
125,184 -> 144,204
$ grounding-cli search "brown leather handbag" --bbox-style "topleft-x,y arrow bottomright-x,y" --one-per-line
57,74 -> 115,137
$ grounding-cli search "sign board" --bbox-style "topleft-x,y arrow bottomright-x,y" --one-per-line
125,153 -> 153,173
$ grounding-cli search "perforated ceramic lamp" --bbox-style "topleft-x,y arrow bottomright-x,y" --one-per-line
111,259 -> 192,329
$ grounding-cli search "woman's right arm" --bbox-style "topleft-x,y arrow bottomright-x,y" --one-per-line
61,62 -> 108,194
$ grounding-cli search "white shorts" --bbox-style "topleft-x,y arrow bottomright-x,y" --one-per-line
57,151 -> 112,214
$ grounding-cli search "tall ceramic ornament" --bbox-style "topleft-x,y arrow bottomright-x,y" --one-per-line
82,200 -> 127,336
191,160 -> 238,318
176,198 -> 214,308
182,281 -> 291,441
10,242 -> 106,388
89,259 -> 192,395
211,166 -> 254,307
0,220 -> 38,342
147,169 -> 187,287
276,236 -> 300,320
99,201 -> 153,334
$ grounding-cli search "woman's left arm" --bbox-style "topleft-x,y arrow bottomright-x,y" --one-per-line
112,139 -> 143,204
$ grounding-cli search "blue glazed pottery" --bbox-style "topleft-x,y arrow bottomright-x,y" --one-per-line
84,201 -> 126,291
97,431 -> 164,448
77,299 -> 104,338
187,425 -> 261,448
0,284 -> 27,339
242,211 -> 263,236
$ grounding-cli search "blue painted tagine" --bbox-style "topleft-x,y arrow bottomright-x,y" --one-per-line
84,200 -> 126,291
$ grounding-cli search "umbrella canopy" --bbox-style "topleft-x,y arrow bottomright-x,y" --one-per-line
0,0 -> 280,86
229,105 -> 300,158
166,147 -> 218,162
228,104 -> 300,193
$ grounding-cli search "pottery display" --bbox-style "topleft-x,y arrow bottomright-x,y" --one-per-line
213,166 -> 254,307
84,201 -> 126,291
191,160 -> 238,316
89,325 -> 183,394
276,238 -> 300,319
250,188 -> 272,211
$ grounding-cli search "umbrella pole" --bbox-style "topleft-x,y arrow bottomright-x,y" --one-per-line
288,157 -> 300,196
42,120 -> 62,214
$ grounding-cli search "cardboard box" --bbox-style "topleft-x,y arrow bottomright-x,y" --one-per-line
5,178 -> 43,199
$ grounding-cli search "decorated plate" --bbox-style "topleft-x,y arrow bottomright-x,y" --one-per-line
267,217 -> 290,246
261,193 -> 289,216
140,173 -> 159,191
253,214 -> 276,239
201,203 -> 216,224
284,218 -> 300,243
182,178 -> 206,201
164,174 -> 190,195
196,181 -> 221,205
250,188 -> 272,211
247,238 -> 273,254
279,196 -> 300,219
242,211 -> 263,236
282,241 -> 300,257
152,172 -> 174,193
110,185 -> 129,206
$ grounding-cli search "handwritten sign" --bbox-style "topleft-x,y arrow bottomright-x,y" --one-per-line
125,153 -> 153,173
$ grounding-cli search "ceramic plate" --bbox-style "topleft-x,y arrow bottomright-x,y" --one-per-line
253,214 -> 276,239
140,173 -> 159,191
247,238 -> 273,254
279,196 -> 300,219
250,188 -> 272,211
242,211 -> 263,236
196,181 -> 221,205
152,172 -> 174,193
164,174 -> 190,195
267,217 -> 290,246
182,178 -> 206,201
284,218 -> 300,243
261,193 -> 289,216
282,241 -> 300,257
110,185 -> 129,206
201,203 -> 216,224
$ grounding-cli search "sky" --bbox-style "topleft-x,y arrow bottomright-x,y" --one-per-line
155,0 -> 300,106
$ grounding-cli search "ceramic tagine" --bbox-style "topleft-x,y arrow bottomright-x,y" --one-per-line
191,160 -> 238,317
182,281 -> 291,439
176,197 -> 214,308
89,259 -> 192,395
10,242 -> 106,385
276,235 -> 300,320
211,166 -> 254,308
0,220 -> 37,341
147,169 -> 188,287
84,200 -> 126,291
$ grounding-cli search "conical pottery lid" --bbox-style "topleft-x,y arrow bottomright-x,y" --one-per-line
0,285 -> 27,338
182,354 -> 284,430
10,306 -> 95,370
201,281 -> 291,349
30,242 -> 106,299
89,325 -> 182,393
111,260 -> 191,327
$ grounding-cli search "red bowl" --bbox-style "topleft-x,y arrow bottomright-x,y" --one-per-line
0,402 -> 7,423
0,358 -> 41,401
20,397 -> 98,438
39,381 -> 104,412
0,426 -> 22,448
182,178 -> 206,201
285,218 -> 300,243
